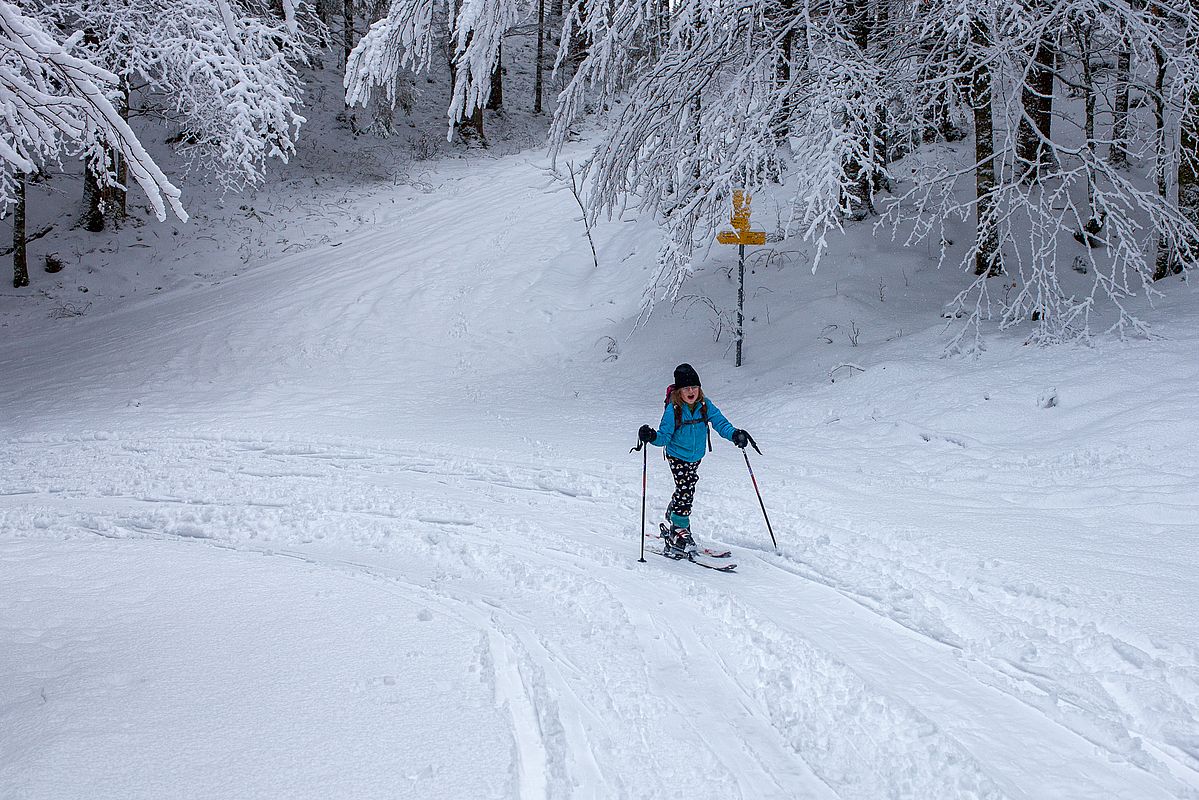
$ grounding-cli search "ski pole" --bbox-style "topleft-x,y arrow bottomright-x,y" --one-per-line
631,439 -> 648,562
742,442 -> 777,551
639,444 -> 648,562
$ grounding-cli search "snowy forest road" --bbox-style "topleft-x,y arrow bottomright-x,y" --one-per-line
2,432 -> 1193,799
0,154 -> 648,439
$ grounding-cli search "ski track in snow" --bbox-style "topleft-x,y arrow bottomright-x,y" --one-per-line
0,164 -> 634,433
2,431 -> 1195,799
2,149 -> 1197,799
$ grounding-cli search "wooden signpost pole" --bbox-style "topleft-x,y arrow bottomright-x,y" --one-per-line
736,243 -> 745,366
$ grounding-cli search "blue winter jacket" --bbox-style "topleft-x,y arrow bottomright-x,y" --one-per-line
652,398 -> 737,463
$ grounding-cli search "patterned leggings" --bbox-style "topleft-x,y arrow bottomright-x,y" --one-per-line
666,456 -> 702,521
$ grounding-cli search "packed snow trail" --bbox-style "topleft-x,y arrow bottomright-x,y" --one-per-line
2,148 -> 1197,799
0,154 -> 650,437
2,433 -> 1195,799
0,537 -> 520,800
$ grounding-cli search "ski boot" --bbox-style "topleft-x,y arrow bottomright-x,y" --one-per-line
659,522 -> 697,559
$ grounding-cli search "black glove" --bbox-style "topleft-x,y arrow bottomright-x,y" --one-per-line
732,429 -> 750,449
638,424 -> 656,443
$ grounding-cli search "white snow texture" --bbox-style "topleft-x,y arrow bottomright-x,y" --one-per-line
1,147 -> 1197,800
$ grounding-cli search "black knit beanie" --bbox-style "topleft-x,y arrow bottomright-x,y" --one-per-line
673,363 -> 701,389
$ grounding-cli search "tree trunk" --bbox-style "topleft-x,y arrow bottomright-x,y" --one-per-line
75,21 -> 107,235
1110,46 -> 1131,166
874,0 -> 893,168
971,19 -> 1000,277
449,18 -> 486,143
12,173 -> 27,288
1016,31 -> 1056,182
343,0 -> 354,66
1181,103 -> 1198,270
109,155 -> 127,223
771,0 -> 795,144
1180,14 -> 1199,272
466,104 -> 484,140
317,0 -> 334,27
1076,23 -> 1102,241
1153,42 -> 1173,280
78,165 -> 105,233
567,0 -> 590,69
842,0 -> 874,219
447,0 -> 457,88
534,0 -> 545,113
1079,28 -> 1094,158
688,4 -> 703,184
920,23 -> 957,144
487,42 -> 503,111
104,79 -> 130,225
648,0 -> 662,59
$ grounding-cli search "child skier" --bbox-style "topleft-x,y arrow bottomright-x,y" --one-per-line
637,363 -> 752,555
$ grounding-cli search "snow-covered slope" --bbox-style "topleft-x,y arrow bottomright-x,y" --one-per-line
1,144 -> 1197,799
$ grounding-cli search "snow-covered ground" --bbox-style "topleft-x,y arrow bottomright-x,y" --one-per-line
2,135 -> 1198,798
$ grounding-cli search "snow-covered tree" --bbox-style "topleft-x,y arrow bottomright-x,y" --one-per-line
896,0 -> 1199,346
550,0 -> 1199,344
0,1 -> 184,226
1171,1 -> 1199,274
344,0 -> 531,139
32,0 -> 320,196
548,0 -> 924,300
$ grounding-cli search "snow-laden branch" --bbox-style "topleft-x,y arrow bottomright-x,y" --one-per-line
553,0 -> 1199,342
0,0 -> 184,220
449,0 -> 523,128
550,0 -> 912,307
346,0 -> 439,110
36,0 -> 318,191
345,0 -> 534,136
890,0 -> 1199,345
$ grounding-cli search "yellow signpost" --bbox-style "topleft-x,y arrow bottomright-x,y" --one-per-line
716,191 -> 766,367
717,191 -> 767,246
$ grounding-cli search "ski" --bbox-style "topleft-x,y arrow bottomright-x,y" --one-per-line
649,524 -> 732,559
652,525 -> 736,571
657,547 -> 737,572
687,553 -> 737,572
